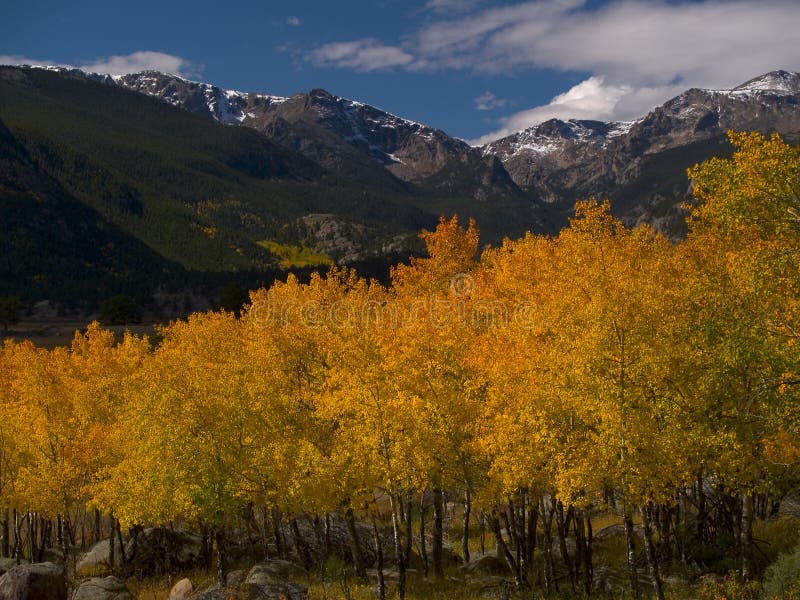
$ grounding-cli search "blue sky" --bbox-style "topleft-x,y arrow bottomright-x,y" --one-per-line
2,0 -> 799,143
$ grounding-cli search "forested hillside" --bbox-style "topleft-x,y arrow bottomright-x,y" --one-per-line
0,67 -> 548,309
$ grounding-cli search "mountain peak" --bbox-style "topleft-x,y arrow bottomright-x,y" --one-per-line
309,88 -> 335,99
730,70 -> 800,95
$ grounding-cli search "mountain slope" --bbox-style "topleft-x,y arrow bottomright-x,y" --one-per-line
0,114 -> 186,307
2,65 -> 798,308
483,70 -> 800,234
0,66 -> 551,306
0,66 -> 338,272
113,67 -> 800,236
110,71 -> 522,200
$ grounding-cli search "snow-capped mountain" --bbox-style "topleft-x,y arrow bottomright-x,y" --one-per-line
105,71 -> 518,198
485,118 -> 638,162
113,70 -> 289,125
484,71 -> 800,190
728,70 -> 800,95
480,71 -> 800,232
11,64 -> 800,237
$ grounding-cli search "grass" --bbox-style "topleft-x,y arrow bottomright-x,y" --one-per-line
258,240 -> 333,268
124,568 -> 216,600
125,565 -> 517,600
754,517 -> 800,568
75,512 -> 800,599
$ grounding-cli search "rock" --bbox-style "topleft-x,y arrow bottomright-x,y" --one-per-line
190,587 -> 224,600
243,563 -> 308,600
78,528 -> 203,577
245,561 -> 307,585
593,524 -> 626,540
294,514 -> 377,568
124,527 -> 202,576
168,577 -> 193,600
0,562 -> 67,600
225,570 -> 246,589
221,532 -> 261,568
242,581 -> 307,600
441,547 -> 463,567
71,576 -> 132,600
0,560 -> 26,578
194,580 -> 307,600
779,489 -> 800,518
460,554 -> 509,576
76,540 -> 124,575
41,548 -> 64,564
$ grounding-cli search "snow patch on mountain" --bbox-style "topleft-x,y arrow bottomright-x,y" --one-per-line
729,70 -> 800,95
607,120 -> 640,138
483,117 -> 639,160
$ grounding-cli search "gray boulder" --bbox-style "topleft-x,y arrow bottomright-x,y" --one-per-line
0,562 -> 67,600
460,554 -> 509,576
76,540 -> 124,575
124,527 -> 202,575
243,563 -> 308,600
294,514 -> 377,568
77,528 -> 203,577
242,581 -> 307,600
194,585 -> 306,600
441,546 -> 463,567
245,561 -> 307,585
193,561 -> 309,600
71,576 -> 132,600
225,570 -> 246,589
189,588 -> 224,600
0,560 -> 26,578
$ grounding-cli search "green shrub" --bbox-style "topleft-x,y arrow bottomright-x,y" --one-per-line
763,545 -> 800,599
219,282 -> 249,317
698,573 -> 761,600
0,295 -> 22,332
755,518 -> 800,569
101,294 -> 142,325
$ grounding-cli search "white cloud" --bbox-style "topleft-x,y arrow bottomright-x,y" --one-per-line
0,54 -> 69,68
0,51 -> 198,78
473,91 -> 508,111
420,0 -> 800,140
471,79 -> 694,144
81,51 -> 197,77
471,76 -> 634,144
309,0 -> 800,138
308,39 -> 413,72
286,16 -> 302,26
411,0 -> 800,84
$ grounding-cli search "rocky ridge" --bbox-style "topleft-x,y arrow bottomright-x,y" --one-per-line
106,68 -> 800,233
482,70 -> 800,232
12,65 -> 800,236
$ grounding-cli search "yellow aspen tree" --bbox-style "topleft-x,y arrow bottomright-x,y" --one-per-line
243,272 -> 354,571
684,131 -> 800,579
317,271 -> 430,599
92,311 -> 252,586
391,216 -> 488,580
0,341 -> 27,556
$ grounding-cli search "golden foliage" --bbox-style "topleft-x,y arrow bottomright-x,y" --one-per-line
0,132 -> 798,533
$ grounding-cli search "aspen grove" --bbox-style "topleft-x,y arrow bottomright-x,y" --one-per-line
1,132 -> 799,598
